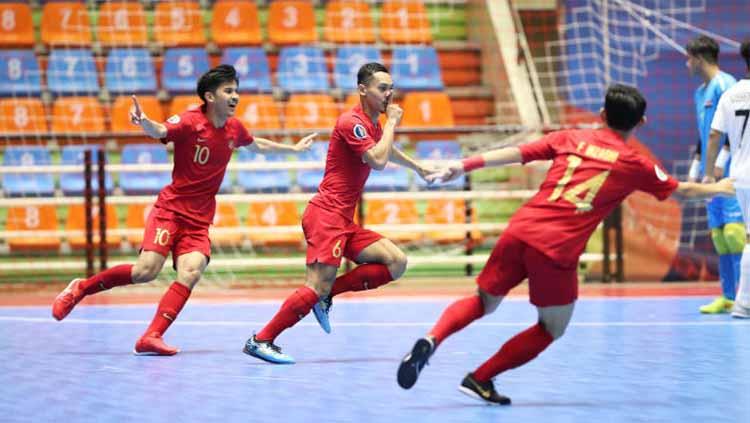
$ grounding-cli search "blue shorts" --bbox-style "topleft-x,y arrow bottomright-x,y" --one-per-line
706,196 -> 743,229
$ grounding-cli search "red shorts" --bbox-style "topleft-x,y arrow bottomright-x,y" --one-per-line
477,233 -> 578,307
302,203 -> 383,267
141,205 -> 211,268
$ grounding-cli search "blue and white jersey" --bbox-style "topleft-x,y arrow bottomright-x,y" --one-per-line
695,70 -> 736,176
712,79 -> 750,188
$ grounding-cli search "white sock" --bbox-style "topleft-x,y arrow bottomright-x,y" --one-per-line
736,245 -> 750,307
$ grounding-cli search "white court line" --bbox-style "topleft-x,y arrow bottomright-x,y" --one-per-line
0,316 -> 747,327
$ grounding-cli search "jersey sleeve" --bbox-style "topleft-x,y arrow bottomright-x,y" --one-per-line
234,121 -> 254,148
339,116 -> 377,157
519,131 -> 566,164
711,94 -> 729,133
162,112 -> 190,144
635,157 -> 679,201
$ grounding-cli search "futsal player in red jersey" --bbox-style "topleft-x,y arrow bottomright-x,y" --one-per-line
51,65 -> 316,355
396,84 -> 736,404
244,63 -> 436,364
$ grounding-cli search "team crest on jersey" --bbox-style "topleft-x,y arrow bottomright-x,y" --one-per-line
654,165 -> 668,182
167,114 -> 181,124
353,124 -> 368,139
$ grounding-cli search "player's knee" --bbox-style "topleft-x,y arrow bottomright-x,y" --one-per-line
710,228 -> 730,255
177,267 -> 202,288
131,262 -> 160,283
478,289 -> 501,315
723,223 -> 746,254
539,319 -> 567,340
385,249 -> 408,279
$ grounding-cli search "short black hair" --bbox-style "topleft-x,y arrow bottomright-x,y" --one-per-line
604,84 -> 647,131
196,64 -> 239,103
741,40 -> 750,71
357,62 -> 389,86
686,36 -> 719,64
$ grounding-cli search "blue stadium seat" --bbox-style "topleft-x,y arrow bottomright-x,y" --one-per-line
219,171 -> 232,194
237,149 -> 291,193
104,48 -> 157,94
2,146 -> 54,197
119,144 -> 171,195
277,47 -> 329,93
161,48 -> 210,94
221,47 -> 272,93
391,46 -> 444,91
59,146 -> 114,196
47,49 -> 99,95
333,46 -> 382,91
0,50 -> 41,96
365,143 -> 409,192
416,141 -> 464,189
296,141 -> 328,192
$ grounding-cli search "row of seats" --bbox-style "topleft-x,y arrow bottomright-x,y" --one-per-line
4,197 -> 479,252
0,91 -> 455,134
1,140 -> 464,197
0,1 -> 435,48
0,45 -> 443,95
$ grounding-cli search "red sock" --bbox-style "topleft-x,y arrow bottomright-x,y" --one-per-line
428,295 -> 484,346
142,282 -> 191,337
330,264 -> 393,297
472,323 -> 554,383
80,264 -> 134,295
256,286 -> 319,342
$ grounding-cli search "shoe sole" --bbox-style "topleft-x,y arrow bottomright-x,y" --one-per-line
457,386 -> 511,406
242,345 -> 295,365
312,304 -> 331,334
397,338 -> 432,389
132,349 -> 179,356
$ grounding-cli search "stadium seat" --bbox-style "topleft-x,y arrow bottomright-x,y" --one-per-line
237,149 -> 291,193
415,140 -> 464,189
5,205 -> 61,252
364,199 -> 420,243
0,3 -> 33,47
104,48 -> 157,94
51,97 -> 106,134
110,95 -> 164,134
153,1 -> 206,47
424,199 -> 481,243
124,203 -> 153,246
59,146 -> 114,196
365,143 -> 409,192
211,0 -> 262,46
46,49 -> 99,96
401,92 -> 454,127
41,1 -> 92,46
210,203 -> 243,247
236,95 -> 282,131
119,144 -> 171,195
1,146 -> 55,197
220,47 -> 272,93
284,94 -> 338,129
268,0 -> 317,45
97,2 -> 148,47
66,204 -> 121,250
333,46 -> 382,91
380,0 -> 432,44
324,1 -> 375,44
0,98 -> 47,134
245,201 -> 303,247
391,46 -> 444,91
296,141 -> 328,192
277,47 -> 330,93
162,48 -> 210,94
0,50 -> 41,96
169,95 -> 202,116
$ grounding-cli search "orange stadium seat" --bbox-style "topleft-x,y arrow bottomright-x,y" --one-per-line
5,205 -> 61,252
268,0 -> 317,45
364,199 -> 420,243
245,201 -> 303,247
0,3 -> 34,47
236,95 -> 282,131
124,203 -> 153,246
380,0 -> 432,44
97,2 -> 148,46
66,204 -> 121,250
211,1 -> 262,46
424,199 -> 481,244
401,92 -> 454,128
51,97 -> 106,134
284,94 -> 338,130
169,95 -> 202,116
110,95 -> 164,134
210,203 -> 243,247
324,1 -> 375,43
0,99 -> 48,134
41,1 -> 92,46
153,1 -> 206,47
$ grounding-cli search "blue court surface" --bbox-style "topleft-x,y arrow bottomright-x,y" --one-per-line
1,296 -> 748,423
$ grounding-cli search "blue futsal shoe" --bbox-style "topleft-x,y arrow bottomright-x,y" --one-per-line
243,335 -> 295,364
312,296 -> 332,334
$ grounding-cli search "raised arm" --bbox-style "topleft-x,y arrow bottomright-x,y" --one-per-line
428,146 -> 524,183
247,133 -> 317,153
130,95 -> 167,139
362,104 -> 402,170
389,146 -> 435,181
673,178 -> 735,200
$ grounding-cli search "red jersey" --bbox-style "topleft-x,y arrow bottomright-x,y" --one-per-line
506,128 -> 678,266
309,104 -> 383,220
156,107 -> 253,226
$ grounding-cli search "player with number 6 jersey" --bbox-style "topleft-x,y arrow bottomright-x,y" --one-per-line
396,84 -> 736,405
51,65 -> 316,355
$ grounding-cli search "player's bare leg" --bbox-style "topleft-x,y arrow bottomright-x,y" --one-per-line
134,252 -> 207,356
